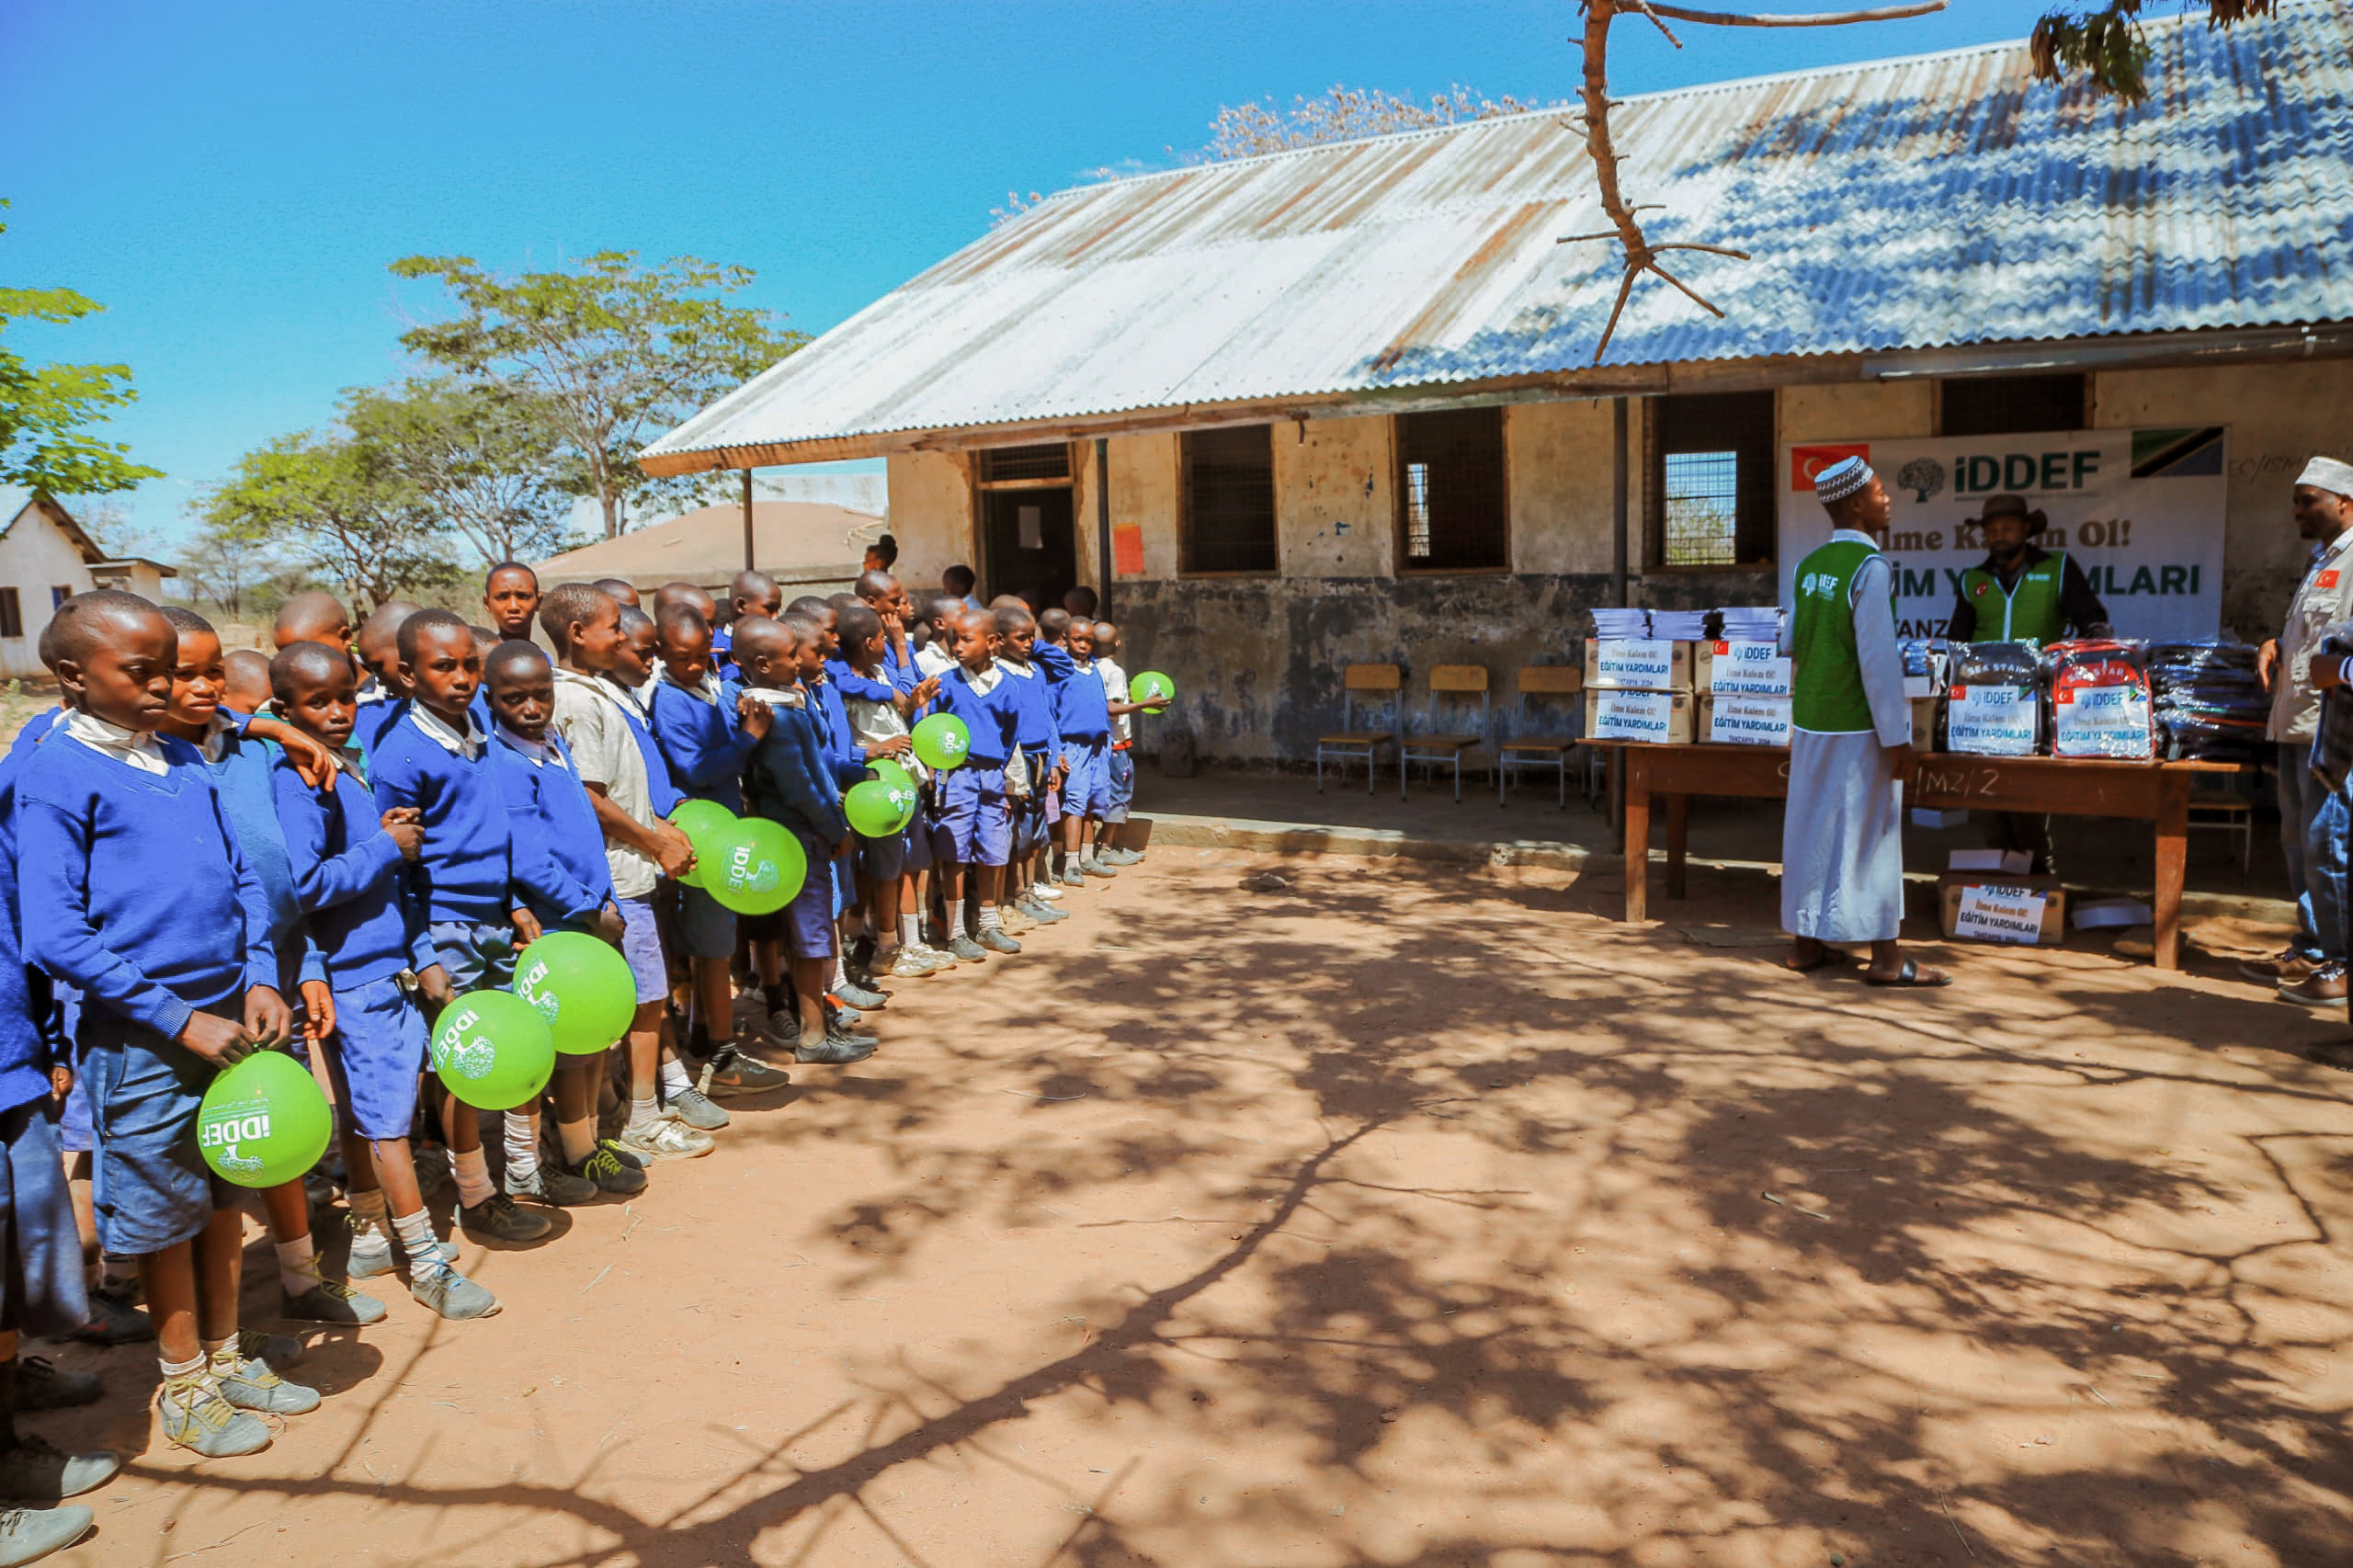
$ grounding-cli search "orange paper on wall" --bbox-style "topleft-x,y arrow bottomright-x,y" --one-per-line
1112,523 -> 1145,576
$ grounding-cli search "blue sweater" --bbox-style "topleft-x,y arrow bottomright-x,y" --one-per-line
806,674 -> 868,790
19,733 -> 277,1040
272,755 -> 435,988
744,694 -> 851,845
368,709 -> 514,928
605,681 -> 684,817
493,730 -> 614,929
0,748 -> 57,1109
350,692 -> 408,758
203,728 -> 326,992
649,676 -> 755,813
1056,665 -> 1111,746
997,661 -> 1056,753
934,665 -> 1020,767
8,706 -> 63,765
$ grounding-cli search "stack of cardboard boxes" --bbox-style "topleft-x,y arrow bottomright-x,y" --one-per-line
1581,639 -> 1696,743
1697,642 -> 1793,745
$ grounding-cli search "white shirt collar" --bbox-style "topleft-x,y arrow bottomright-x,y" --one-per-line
998,659 -> 1036,680
408,702 -> 483,758
2316,528 -> 2353,566
661,671 -> 723,706
63,710 -> 169,776
741,684 -> 804,710
498,725 -> 563,767
197,711 -> 238,765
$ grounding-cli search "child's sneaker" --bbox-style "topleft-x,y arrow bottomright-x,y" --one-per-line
1101,846 -> 1145,866
660,1086 -> 729,1132
62,1282 -> 151,1347
1060,864 -> 1086,888
619,1119 -> 712,1163
1017,896 -> 1069,924
1081,858 -> 1118,878
345,1214 -> 400,1280
412,1143 -> 453,1199
237,1329 -> 303,1371
568,1142 -> 648,1195
997,903 -> 1034,935
881,946 -> 941,979
460,1192 -> 553,1244
16,1358 -> 100,1412
505,1165 -> 598,1207
1031,881 -> 1065,901
793,1030 -> 877,1065
0,1504 -> 92,1562
409,1256 -> 500,1321
0,1435 -> 118,1503
911,941 -> 959,970
948,935 -> 987,962
976,927 -> 1022,955
157,1376 -> 271,1458
208,1350 -> 320,1416
688,1044 -> 791,1096
282,1271 -> 388,1326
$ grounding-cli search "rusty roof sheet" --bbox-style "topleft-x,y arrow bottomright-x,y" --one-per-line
646,4 -> 2353,466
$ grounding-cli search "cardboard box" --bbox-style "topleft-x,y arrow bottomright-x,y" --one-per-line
1938,873 -> 2067,946
1584,639 -> 1694,692
1700,693 -> 1791,746
1585,687 -> 1695,744
1696,640 -> 1792,697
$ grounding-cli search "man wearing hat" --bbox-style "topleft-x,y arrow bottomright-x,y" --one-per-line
1782,456 -> 1949,987
1945,494 -> 2112,644
2245,457 -> 2353,1006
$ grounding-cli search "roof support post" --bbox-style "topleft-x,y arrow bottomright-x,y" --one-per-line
1094,437 -> 1112,619
742,469 -> 756,571
1611,396 -> 1630,608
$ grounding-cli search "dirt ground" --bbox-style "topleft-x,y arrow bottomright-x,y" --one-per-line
29,847 -> 2353,1568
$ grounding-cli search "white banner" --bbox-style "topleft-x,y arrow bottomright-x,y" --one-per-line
1779,427 -> 2227,642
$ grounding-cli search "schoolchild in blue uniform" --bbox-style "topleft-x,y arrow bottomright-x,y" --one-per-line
928,608 -> 1023,962
987,607 -> 1073,929
1053,619 -> 1119,886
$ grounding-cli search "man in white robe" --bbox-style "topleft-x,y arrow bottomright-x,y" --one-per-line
1782,456 -> 1949,987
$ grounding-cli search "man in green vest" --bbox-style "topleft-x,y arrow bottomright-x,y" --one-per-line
1945,494 -> 2112,644
1783,456 -> 1949,987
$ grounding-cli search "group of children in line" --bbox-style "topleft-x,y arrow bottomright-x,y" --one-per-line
0,558 -> 1151,1562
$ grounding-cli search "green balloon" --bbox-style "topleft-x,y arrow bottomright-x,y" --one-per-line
669,798 -> 738,890
912,713 -> 971,772
199,1051 -> 332,1190
869,757 -> 915,797
846,778 -> 916,837
709,817 -> 810,915
430,990 -> 557,1111
1131,670 -> 1176,710
512,931 -> 637,1056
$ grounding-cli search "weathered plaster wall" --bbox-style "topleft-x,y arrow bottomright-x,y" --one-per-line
1272,413 -> 1392,577
883,450 -> 972,597
1507,400 -> 1614,576
0,514 -> 93,681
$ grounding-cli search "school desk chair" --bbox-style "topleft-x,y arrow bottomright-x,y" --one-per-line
1315,663 -> 1403,795
1497,665 -> 1587,810
1400,665 -> 1492,803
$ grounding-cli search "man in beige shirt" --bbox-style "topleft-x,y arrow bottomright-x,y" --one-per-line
2250,457 -> 2353,1005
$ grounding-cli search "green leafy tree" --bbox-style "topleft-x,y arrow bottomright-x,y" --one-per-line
2032,1 -> 2276,101
0,207 -> 161,496
203,428 -> 456,613
389,251 -> 805,540
176,512 -> 281,620
343,378 -> 578,567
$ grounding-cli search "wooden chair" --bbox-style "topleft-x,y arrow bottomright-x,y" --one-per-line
1498,665 -> 1586,810
1316,664 -> 1402,794
2188,788 -> 2253,871
1401,665 -> 1491,802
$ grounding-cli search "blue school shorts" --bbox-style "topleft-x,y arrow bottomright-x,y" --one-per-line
779,827 -> 837,958
59,1073 -> 93,1156
676,883 -> 736,963
430,921 -> 517,993
616,895 -> 667,1006
78,1004 -> 234,1256
1062,737 -> 1113,820
858,831 -> 905,885
1105,745 -> 1135,824
938,766 -> 1011,867
902,801 -> 935,874
0,1101 -> 86,1337
320,974 -> 428,1142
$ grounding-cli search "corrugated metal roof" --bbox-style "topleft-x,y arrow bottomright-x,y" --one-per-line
645,3 -> 2353,469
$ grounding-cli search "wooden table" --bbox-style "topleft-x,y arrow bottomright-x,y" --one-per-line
1602,742 -> 2244,970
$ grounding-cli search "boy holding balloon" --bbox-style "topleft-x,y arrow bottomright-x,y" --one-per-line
928,609 -> 1024,962
268,642 -> 506,1320
17,592 -> 318,1458
835,602 -> 947,979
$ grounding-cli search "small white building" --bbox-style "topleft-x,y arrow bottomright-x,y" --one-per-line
0,489 -> 179,680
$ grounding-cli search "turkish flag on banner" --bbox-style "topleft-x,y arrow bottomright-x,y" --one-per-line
1790,444 -> 1871,493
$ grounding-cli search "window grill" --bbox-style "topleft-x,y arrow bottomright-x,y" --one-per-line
1647,391 -> 1776,568
1662,450 -> 1740,567
978,443 -> 1072,483
1396,407 -> 1507,572
1182,426 -> 1278,574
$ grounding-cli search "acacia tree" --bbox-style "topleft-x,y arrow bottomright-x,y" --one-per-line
1206,85 -> 1554,160
203,429 -> 456,613
343,378 -> 576,567
0,207 -> 160,496
389,251 -> 805,540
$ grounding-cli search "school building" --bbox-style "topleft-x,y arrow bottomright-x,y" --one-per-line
642,5 -> 2353,766
0,490 -> 178,681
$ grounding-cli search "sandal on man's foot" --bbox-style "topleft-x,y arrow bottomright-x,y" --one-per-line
1863,959 -> 1951,989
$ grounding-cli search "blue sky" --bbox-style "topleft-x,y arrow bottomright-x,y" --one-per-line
2,0 -> 2072,547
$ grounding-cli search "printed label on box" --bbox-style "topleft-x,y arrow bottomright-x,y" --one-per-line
1594,639 -> 1675,686
1591,689 -> 1679,742
1708,694 -> 1791,746
1953,883 -> 2050,945
1709,641 -> 1792,696
1946,685 -> 2039,756
2052,686 -> 2153,758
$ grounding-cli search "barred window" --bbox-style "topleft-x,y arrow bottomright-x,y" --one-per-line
1181,426 -> 1278,574
977,443 -> 1071,483
1647,391 -> 1776,568
1396,407 -> 1507,572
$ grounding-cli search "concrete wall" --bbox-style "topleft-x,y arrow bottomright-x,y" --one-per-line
881,360 -> 2349,765
0,508 -> 94,681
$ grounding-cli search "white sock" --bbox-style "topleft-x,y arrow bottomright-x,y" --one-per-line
159,1350 -> 205,1384
452,1147 -> 494,1209
832,954 -> 849,989
978,905 -> 1003,931
504,1110 -> 540,1182
275,1234 -> 318,1297
949,903 -> 968,939
629,1095 -> 658,1131
392,1208 -> 441,1281
661,1057 -> 691,1096
899,914 -> 919,949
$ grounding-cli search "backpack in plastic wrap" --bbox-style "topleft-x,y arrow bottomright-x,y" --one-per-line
1943,642 -> 2042,756
2047,640 -> 2154,759
2147,641 -> 2268,763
